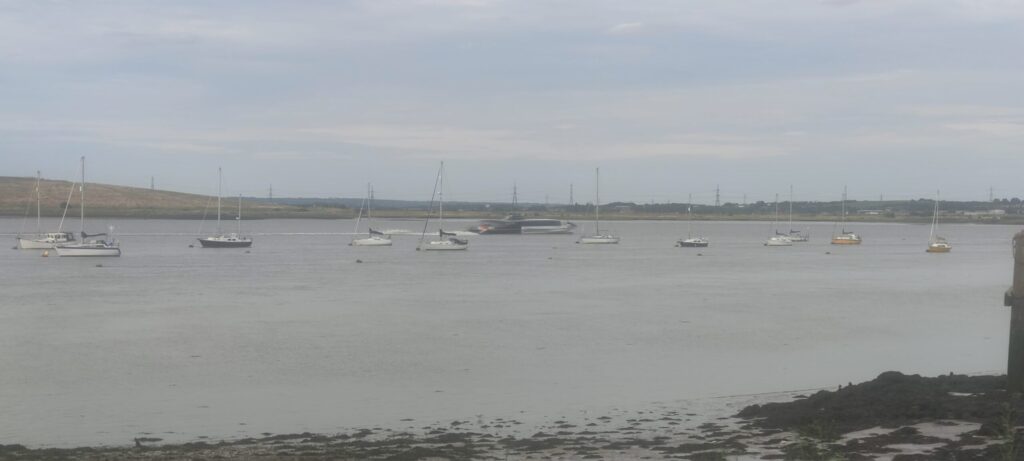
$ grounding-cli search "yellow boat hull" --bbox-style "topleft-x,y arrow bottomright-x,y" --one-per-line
926,246 -> 951,253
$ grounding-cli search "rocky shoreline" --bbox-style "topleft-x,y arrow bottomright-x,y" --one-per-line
2,372 -> 1020,460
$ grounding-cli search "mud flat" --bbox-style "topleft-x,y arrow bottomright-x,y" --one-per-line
2,372 -> 1021,460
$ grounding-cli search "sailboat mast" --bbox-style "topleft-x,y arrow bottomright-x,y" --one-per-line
237,194 -> 242,235
773,193 -> 779,233
930,190 -> 939,240
80,156 -> 85,235
217,167 -> 223,234
687,193 -> 693,238
352,195 -> 365,234
439,161 -> 445,228
35,170 -> 41,234
594,167 -> 600,234
841,185 -> 847,231
367,183 -> 373,224
788,185 -> 794,232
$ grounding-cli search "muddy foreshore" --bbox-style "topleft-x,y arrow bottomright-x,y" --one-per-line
2,372 -> 1022,460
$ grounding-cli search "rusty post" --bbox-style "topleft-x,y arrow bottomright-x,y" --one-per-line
1006,231 -> 1024,393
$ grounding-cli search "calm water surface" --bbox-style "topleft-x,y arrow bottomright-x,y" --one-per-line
0,217 -> 1014,446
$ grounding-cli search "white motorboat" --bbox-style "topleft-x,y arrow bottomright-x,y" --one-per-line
577,167 -> 619,245
418,162 -> 469,251
198,168 -> 252,248
55,157 -> 121,257
351,183 -> 392,246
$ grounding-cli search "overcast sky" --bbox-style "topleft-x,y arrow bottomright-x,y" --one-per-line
2,0 -> 1023,204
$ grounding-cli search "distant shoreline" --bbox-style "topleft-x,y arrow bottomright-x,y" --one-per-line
0,209 -> 1020,224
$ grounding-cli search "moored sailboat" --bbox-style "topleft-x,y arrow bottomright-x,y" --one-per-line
198,168 -> 253,248
764,193 -> 793,247
578,168 -> 619,244
418,162 -> 469,251
676,193 -> 708,248
926,191 -> 952,253
831,186 -> 862,245
54,157 -> 121,257
351,183 -> 392,246
16,171 -> 76,249
780,185 -> 809,242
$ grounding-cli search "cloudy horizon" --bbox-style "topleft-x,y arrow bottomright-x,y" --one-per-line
2,0 -> 1023,204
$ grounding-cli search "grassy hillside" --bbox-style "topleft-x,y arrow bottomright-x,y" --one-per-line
0,176 -> 352,219
2,176 -> 1021,223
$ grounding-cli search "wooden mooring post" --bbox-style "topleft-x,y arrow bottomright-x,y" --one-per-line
1005,231 -> 1024,393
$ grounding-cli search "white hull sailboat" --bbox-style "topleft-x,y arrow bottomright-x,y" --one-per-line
781,185 -> 809,242
764,193 -> 793,247
198,168 -> 252,248
578,168 -> 619,244
676,193 -> 708,248
351,183 -> 392,247
15,171 -> 76,249
927,191 -> 952,253
18,232 -> 75,249
56,243 -> 122,257
55,157 -> 121,257
418,162 -> 469,251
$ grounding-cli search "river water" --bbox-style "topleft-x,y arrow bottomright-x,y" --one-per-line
0,217 -> 1014,447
